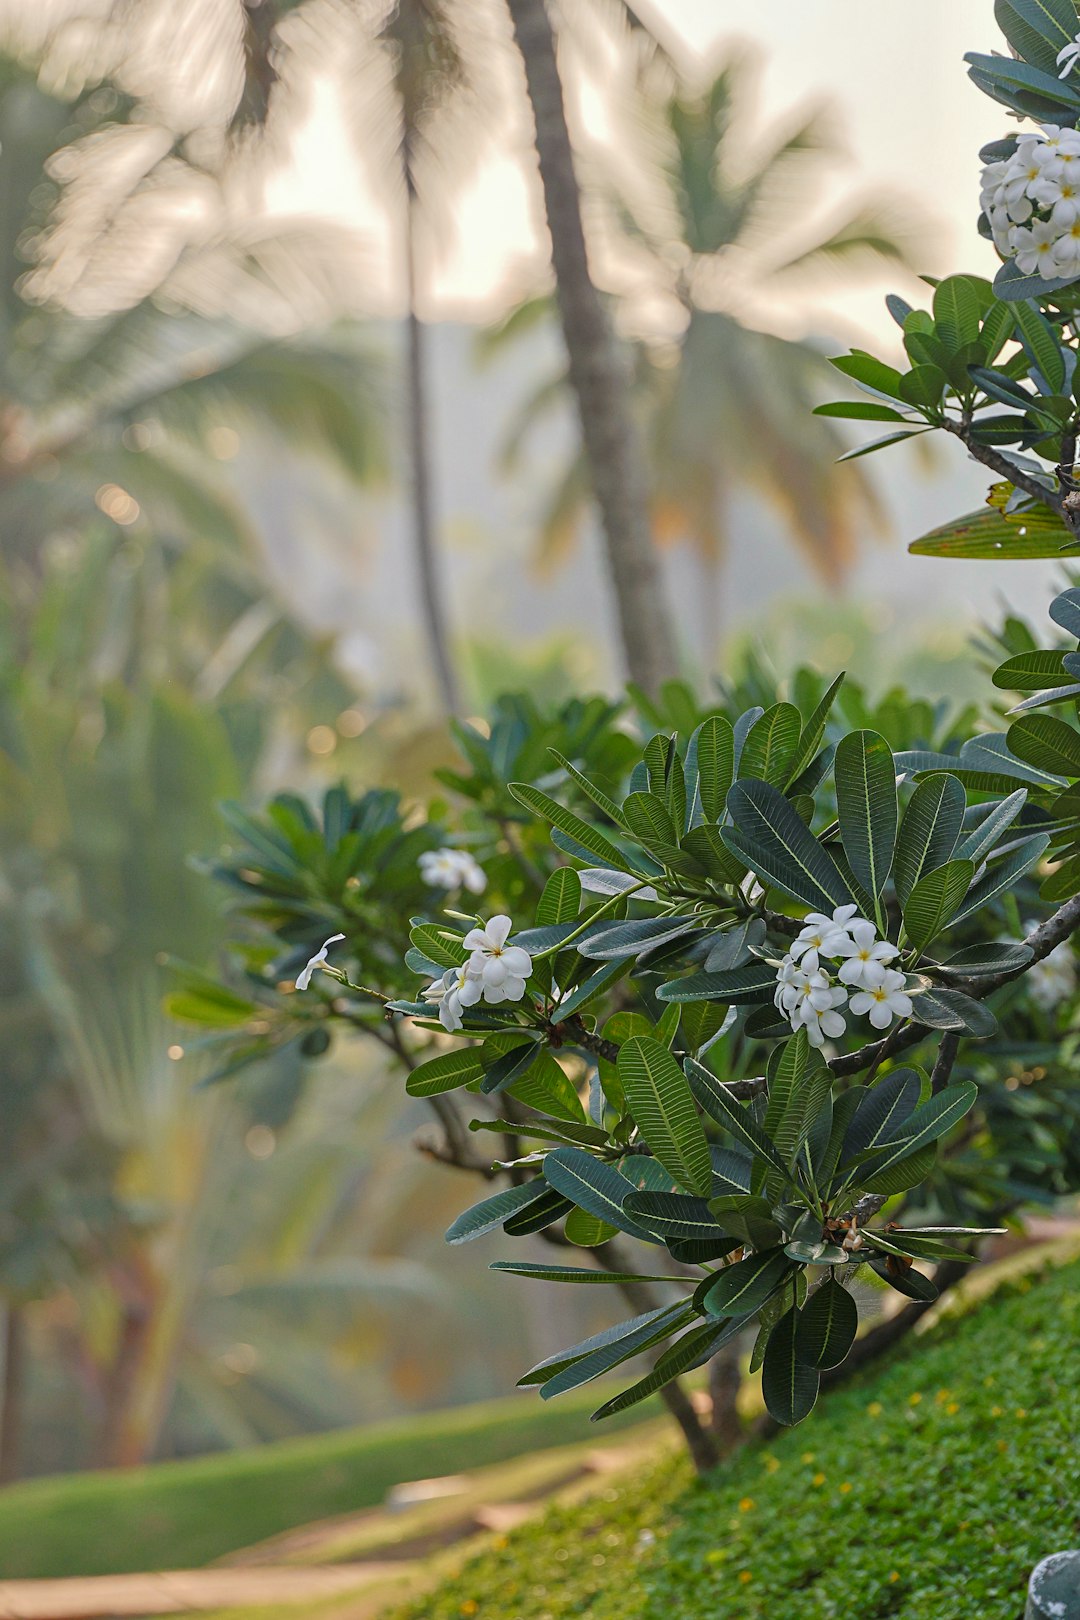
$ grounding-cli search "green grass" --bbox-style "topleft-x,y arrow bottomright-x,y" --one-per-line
395,1254 -> 1080,1620
0,1385 -> 659,1579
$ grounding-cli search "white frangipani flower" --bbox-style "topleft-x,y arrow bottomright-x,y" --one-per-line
295,934 -> 346,991
1013,217 -> 1061,275
981,126 -> 1080,284
790,904 -> 862,962
463,914 -> 533,1003
1057,32 -> 1080,78
795,990 -> 849,1049
848,968 -> 913,1031
419,847 -> 487,894
424,963 -> 483,1032
835,920 -> 900,989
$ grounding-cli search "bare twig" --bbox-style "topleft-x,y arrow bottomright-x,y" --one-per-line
941,416 -> 1070,520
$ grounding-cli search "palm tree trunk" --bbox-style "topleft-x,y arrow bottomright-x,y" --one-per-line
503,0 -> 679,696
404,191 -> 460,715
0,1305 -> 25,1485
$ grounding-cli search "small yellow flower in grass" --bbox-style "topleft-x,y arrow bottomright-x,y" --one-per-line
801,1451 -> 815,1464
984,1375 -> 995,1388
958,1520 -> 970,1532
991,1405 -> 1004,1418
935,1389 -> 950,1404
763,1454 -> 781,1473
867,1401 -> 883,1417
738,1571 -> 753,1585
839,1482 -> 853,1495
889,1572 -> 900,1584
812,1472 -> 826,1487
908,1392 -> 923,1407
1015,1407 -> 1027,1419
946,1402 -> 960,1415
739,1497 -> 755,1513
460,1603 -> 478,1617
997,1440 -> 1009,1453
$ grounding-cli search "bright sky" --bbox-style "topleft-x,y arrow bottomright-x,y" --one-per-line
267,0 -> 1004,349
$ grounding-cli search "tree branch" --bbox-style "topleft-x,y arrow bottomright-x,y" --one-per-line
941,417 -> 1069,519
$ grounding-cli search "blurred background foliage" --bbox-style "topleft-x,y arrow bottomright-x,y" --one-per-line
0,0 -> 1070,1494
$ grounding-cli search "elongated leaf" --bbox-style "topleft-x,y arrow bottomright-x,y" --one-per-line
538,1304 -> 692,1398
691,715 -> 735,823
490,1262 -> 673,1284
856,1081 -> 978,1185
479,1040 -> 540,1095
935,940 -> 1034,976
1049,585 -> 1080,639
1008,713 -> 1080,776
738,703 -> 801,787
957,789 -> 1028,865
932,274 -> 983,349
618,1037 -> 712,1196
861,1142 -> 938,1197
446,1180 -> 551,1244
787,673 -> 845,787
508,782 -> 637,873
686,1059 -> 791,1181
520,1305 -> 675,1386
503,1187 -> 575,1236
835,730 -> 897,900
903,859 -> 975,952
699,1247 -> 794,1319
407,1046 -> 484,1097
622,791 -> 679,852
1013,297 -> 1067,392
580,916 -> 702,962
657,959 -> 776,1004
910,503 -> 1079,561
409,920 -> 468,968
535,866 -> 582,927
762,1305 -> 820,1425
725,779 -> 853,911
552,958 -> 633,1024
995,0 -> 1079,78
547,751 -> 628,830
894,774 -> 966,906
994,650 -> 1074,691
579,868 -> 658,902
681,823 -> 747,882
622,1190 -> 739,1246
543,1148 -> 658,1242
764,1029 -> 829,1171
842,1068 -> 922,1161
813,399 -> 908,421
950,833 -> 1050,927
909,987 -> 998,1035
868,1257 -> 939,1301
794,1277 -> 858,1370
590,1317 -> 746,1420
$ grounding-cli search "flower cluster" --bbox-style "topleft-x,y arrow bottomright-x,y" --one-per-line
980,124 -> 1080,278
419,847 -> 487,894
424,914 -> 533,1032
774,905 -> 912,1048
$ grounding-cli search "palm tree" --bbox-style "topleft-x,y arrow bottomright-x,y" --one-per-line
484,53 -> 919,661
503,0 -> 680,696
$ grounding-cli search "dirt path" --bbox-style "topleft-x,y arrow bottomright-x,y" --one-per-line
0,1565 -> 408,1620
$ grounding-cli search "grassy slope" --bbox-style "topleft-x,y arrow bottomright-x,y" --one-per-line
0,1386 -> 657,1579
396,1255 -> 1080,1620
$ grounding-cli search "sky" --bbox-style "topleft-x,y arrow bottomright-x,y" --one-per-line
267,0 -> 1004,356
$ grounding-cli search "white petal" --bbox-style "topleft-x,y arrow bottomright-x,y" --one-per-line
487,914 -> 513,949
295,962 -> 317,991
463,928 -> 489,952
484,982 -> 508,1004
868,1002 -> 894,1030
848,992 -> 874,1016
889,993 -> 913,1018
500,946 -> 532,977
502,977 -> 527,1001
458,976 -> 483,1006
484,957 -> 509,986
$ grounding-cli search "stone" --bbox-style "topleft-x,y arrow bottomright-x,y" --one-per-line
1027,1551 -> 1080,1620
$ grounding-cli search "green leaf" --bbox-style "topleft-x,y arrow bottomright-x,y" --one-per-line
479,1040 -> 540,1095
551,958 -> 633,1024
837,428 -> 931,462
508,782 -> 638,873
446,1180 -> 551,1244
408,920 -> 468,968
699,1248 -> 794,1320
656,960 -> 776,1004
622,791 -> 679,852
589,1317 -> 745,1420
407,1047 -> 485,1097
1013,298 -> 1067,392
932,275 -> 983,350
762,1304 -> 820,1425
564,1209 -> 619,1247
856,1081 -> 978,1186
995,0 -> 1079,78
690,716 -> 735,824
622,1190 -> 739,1246
902,859 -> 975,952
520,1305 -> 677,1387
956,788 -> 1028,866
935,941 -> 1033,976
909,988 -> 998,1036
725,779 -> 853,912
786,674 -> 845,790
681,823 -> 747,882
503,1187 -> 574,1236
547,751 -> 628,830
579,916 -> 702,962
994,650 -> 1074,692
894,774 -> 966,907
764,1029 -> 830,1171
1049,584 -> 1080,639
535,866 -> 582,927
794,1278 -> 858,1371
861,1142 -> 938,1197
868,1257 -> 939,1301
813,400 -> 908,421
1008,713 -> 1080,776
618,1037 -> 712,1197
738,704 -> 801,787
828,352 -> 906,398
835,730 -> 897,900
490,1262 -> 673,1284
542,1148 -> 658,1243
539,1304 -> 692,1399
842,1069 -> 922,1162
897,363 -> 948,410
686,1059 -> 792,1182
949,833 -> 1051,927
910,504 -> 1080,561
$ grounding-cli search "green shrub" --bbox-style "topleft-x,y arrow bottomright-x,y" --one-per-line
398,1254 -> 1080,1620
